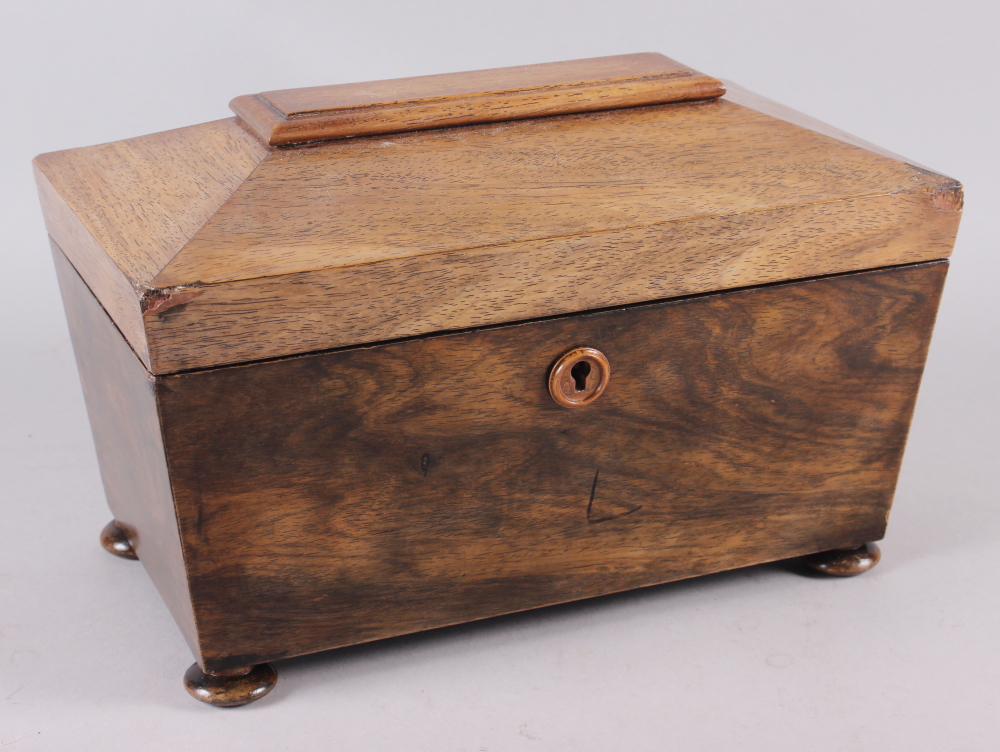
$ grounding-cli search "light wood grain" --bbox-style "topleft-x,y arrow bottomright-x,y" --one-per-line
34,119 -> 269,363
160,99 -> 957,286
36,75 -> 961,375
35,119 -> 269,285
231,53 -> 725,146
722,79 -> 948,175
144,188 -> 958,372
152,262 -> 945,670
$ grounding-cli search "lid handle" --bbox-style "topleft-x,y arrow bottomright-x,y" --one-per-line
231,53 -> 725,147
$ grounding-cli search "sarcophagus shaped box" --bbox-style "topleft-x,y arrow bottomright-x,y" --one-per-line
34,53 -> 962,706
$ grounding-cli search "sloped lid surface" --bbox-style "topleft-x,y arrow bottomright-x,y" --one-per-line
34,54 -> 961,375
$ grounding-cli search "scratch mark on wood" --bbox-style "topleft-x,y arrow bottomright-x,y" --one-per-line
586,469 -> 642,523
420,453 -> 431,477
140,286 -> 204,316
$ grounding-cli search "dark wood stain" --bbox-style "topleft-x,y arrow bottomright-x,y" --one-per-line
52,243 -> 202,663
138,261 -> 947,671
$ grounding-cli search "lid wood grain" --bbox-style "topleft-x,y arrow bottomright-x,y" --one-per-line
33,55 -> 961,375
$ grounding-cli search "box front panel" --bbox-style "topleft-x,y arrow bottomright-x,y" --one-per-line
156,262 -> 946,670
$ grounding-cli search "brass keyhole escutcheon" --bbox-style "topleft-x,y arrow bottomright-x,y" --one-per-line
549,347 -> 610,408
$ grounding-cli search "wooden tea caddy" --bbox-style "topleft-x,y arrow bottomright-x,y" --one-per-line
34,53 -> 962,706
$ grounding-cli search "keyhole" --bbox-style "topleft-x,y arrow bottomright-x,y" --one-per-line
571,360 -> 591,392
549,347 -> 609,408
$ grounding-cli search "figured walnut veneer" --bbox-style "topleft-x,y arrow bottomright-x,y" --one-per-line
40,56 -> 961,701
55,241 -> 946,671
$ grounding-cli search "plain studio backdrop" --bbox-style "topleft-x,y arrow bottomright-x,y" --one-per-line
1,1 -> 997,750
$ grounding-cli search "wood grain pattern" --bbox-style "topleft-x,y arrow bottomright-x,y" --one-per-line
722,80 -> 947,175
38,58 -> 959,685
34,119 -> 269,365
36,83 -> 961,374
34,165 -> 151,367
52,243 -> 201,663
37,91 -> 961,374
138,98 -> 960,372
144,188 -> 958,372
231,53 -> 725,146
159,99 -> 957,287
36,119 -> 269,285
150,262 -> 946,670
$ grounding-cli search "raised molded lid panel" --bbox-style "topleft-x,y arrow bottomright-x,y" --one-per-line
231,53 -> 726,146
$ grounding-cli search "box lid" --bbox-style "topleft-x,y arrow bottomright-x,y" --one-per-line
34,53 -> 962,375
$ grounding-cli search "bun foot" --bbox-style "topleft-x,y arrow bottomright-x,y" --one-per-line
183,663 -> 278,707
803,542 -> 881,576
100,520 -> 137,559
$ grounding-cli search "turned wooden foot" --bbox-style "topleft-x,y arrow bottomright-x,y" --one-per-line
802,542 -> 881,576
99,520 -> 137,559
183,663 -> 277,707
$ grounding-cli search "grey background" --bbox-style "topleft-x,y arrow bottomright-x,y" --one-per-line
2,1 -> 997,749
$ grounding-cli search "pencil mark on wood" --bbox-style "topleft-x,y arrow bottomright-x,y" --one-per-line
586,469 -> 643,524
586,469 -> 599,520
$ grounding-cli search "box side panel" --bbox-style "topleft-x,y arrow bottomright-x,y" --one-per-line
51,241 -> 200,662
159,262 -> 946,671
